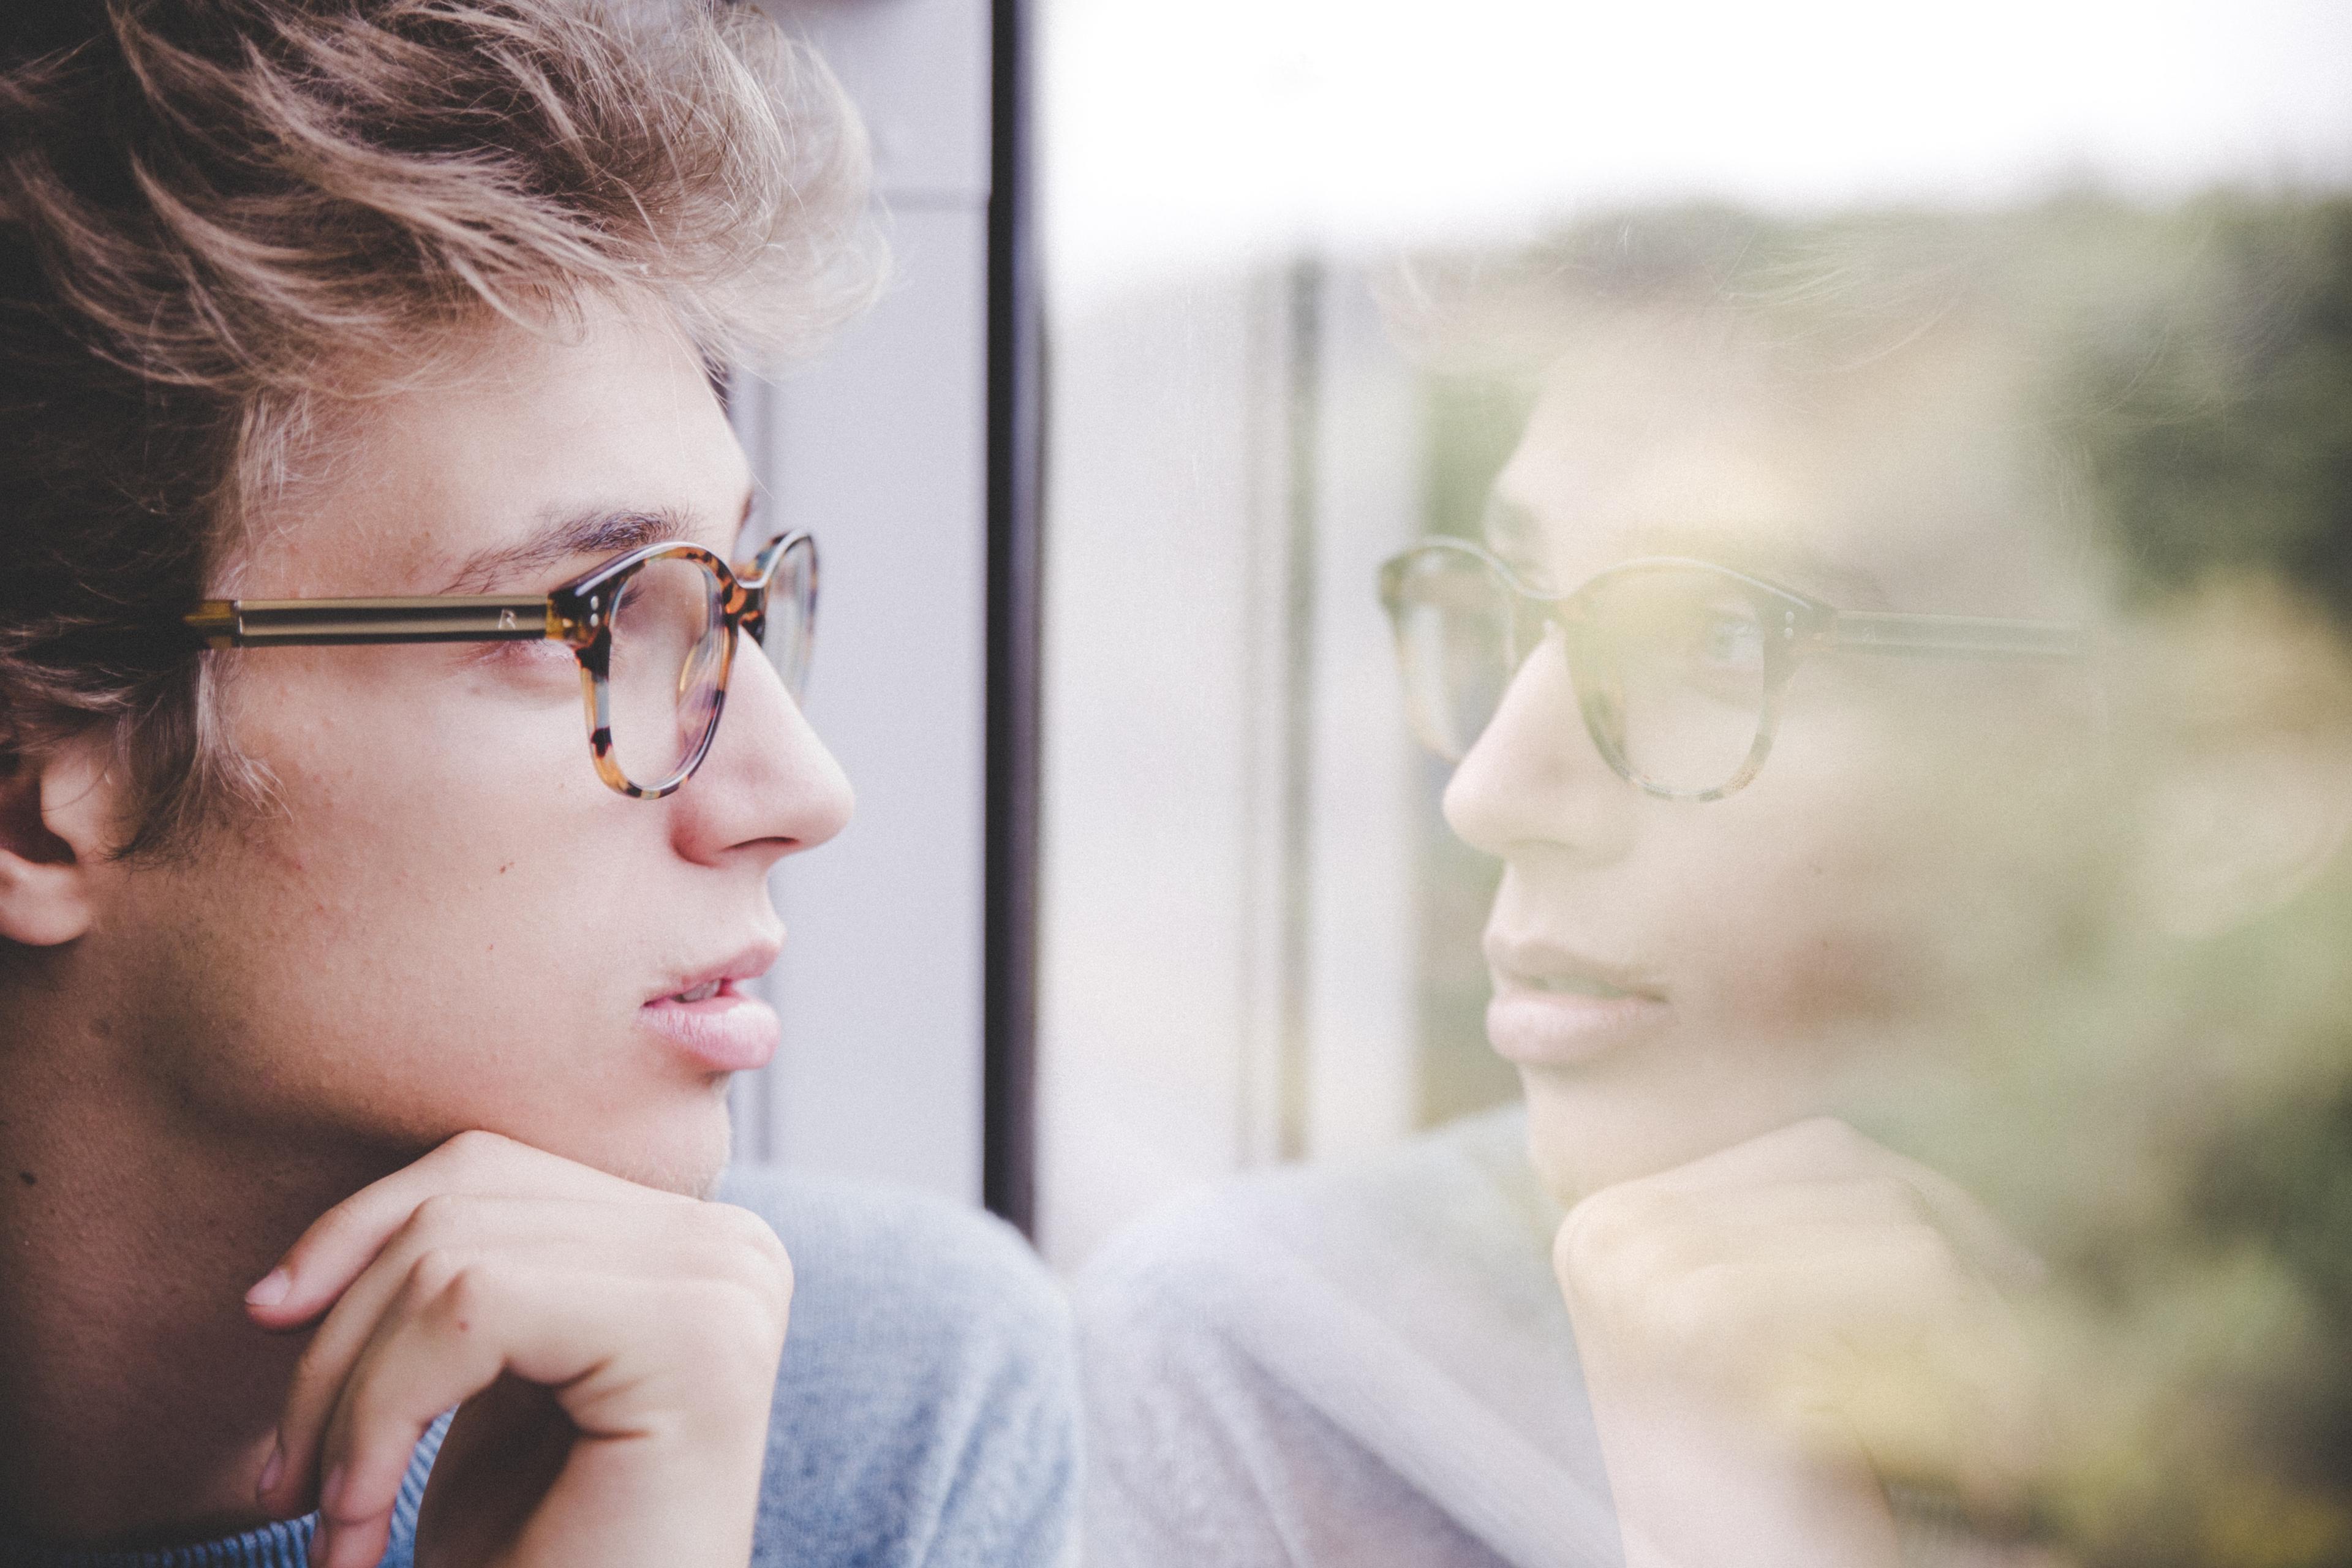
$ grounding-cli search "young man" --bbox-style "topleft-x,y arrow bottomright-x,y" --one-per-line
0,4 -> 1075,1566
1077,203 -> 2352,1567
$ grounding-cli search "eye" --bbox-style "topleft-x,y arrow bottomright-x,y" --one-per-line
1698,609 -> 1765,671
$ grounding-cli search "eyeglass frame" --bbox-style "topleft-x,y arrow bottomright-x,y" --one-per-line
1377,536 -> 2092,802
179,529 -> 816,800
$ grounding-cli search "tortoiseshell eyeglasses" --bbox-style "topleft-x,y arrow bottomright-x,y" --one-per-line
1379,538 -> 2089,801
182,531 -> 816,799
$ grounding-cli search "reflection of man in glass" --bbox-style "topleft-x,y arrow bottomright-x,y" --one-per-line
1079,205 -> 2352,1568
0,6 -> 1074,1565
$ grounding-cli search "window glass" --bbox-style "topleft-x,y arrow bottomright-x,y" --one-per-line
1039,3 -> 2352,1564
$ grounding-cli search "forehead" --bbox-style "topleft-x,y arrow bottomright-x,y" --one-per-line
1489,307 -> 2104,618
237,302 -> 752,597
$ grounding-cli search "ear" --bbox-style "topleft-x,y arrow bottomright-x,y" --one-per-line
2133,729 -> 2352,941
0,731 -> 121,948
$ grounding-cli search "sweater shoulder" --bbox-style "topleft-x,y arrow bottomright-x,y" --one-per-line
713,1166 -> 1079,1568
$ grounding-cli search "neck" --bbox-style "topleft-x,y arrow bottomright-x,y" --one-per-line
0,989 -> 404,1550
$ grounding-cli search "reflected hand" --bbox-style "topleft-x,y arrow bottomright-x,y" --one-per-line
1553,1117 -> 2048,1568
246,1130 -> 790,1568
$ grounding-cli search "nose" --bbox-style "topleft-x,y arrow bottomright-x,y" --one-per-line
1441,627 -> 1637,865
669,626 -> 853,869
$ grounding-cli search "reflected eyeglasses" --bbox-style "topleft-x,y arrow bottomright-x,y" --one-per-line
1377,538 -> 2089,801
182,530 -> 816,799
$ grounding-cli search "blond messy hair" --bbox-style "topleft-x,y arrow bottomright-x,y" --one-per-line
0,0 -> 880,856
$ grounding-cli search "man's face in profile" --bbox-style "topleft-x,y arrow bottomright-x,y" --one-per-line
69,300 -> 851,1196
1441,307 -> 2117,1203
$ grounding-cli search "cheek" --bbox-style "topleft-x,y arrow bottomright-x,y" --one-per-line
154,662 -> 674,1142
1701,677 -> 2089,1016
232,660 -> 596,950
1662,804 -> 1947,1044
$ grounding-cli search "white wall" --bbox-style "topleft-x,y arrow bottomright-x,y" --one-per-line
730,0 -> 993,1206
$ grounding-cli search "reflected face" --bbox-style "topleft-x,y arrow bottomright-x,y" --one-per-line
1442,311 -> 2113,1202
77,300 -> 851,1194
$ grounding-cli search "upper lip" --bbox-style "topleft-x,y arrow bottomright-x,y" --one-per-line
1485,934 -> 1662,1001
650,937 -> 783,1003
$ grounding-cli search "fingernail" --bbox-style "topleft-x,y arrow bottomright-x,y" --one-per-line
257,1436 -> 283,1503
246,1268 -> 292,1309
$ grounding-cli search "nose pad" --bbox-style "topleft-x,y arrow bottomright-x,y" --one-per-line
1442,625 -> 1629,860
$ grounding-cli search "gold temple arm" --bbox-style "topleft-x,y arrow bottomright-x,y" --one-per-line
183,596 -> 559,650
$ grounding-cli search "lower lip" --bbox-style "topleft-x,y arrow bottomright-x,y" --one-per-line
641,983 -> 779,1073
1486,984 -> 1670,1068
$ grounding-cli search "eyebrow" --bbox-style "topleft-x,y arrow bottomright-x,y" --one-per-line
440,493 -> 757,594
1481,494 -> 1889,609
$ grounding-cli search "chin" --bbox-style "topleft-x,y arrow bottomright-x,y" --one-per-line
628,1110 -> 736,1198
1515,1033 -> 1864,1205
512,1091 -> 737,1197
1517,1068 -> 1775,1207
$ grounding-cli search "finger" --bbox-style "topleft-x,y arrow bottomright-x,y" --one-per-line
1641,1238 -> 2038,1494
263,1195 -> 778,1518
311,1261 -> 777,1568
263,1199 -> 606,1518
306,1252 -> 519,1568
1607,1224 -> 1980,1376
1563,1180 -> 1962,1298
1670,1178 -> 1945,1235
1835,1286 -> 2045,1514
245,1130 -> 684,1330
1557,1178 -> 1983,1322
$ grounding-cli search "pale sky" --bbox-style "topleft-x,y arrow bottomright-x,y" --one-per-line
1043,0 -> 2352,309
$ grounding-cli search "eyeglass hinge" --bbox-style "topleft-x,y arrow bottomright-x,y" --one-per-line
183,601 -> 239,650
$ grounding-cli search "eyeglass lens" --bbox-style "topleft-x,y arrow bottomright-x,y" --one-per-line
1386,549 -> 1772,798
1574,568 -> 1770,795
763,538 -> 814,701
606,555 -> 729,791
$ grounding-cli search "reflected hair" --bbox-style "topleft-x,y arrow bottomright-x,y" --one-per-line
0,0 -> 881,858
1385,198 -> 2352,636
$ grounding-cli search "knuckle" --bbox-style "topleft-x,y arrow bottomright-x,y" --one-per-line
434,1262 -> 498,1324
748,1243 -> 794,1310
1793,1114 -> 1866,1158
1882,1177 -> 1938,1229
676,1278 -> 788,1376
1890,1221 -> 1962,1281
437,1128 -> 513,1172
707,1200 -> 778,1252
405,1191 -> 472,1243
707,1207 -> 793,1298
1656,1261 -> 1741,1351
1556,1185 -> 1667,1287
1553,1201 -> 1616,1287
404,1245 -> 467,1304
720,1213 -> 794,1278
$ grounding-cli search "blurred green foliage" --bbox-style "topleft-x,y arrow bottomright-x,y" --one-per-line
2078,199 -> 2352,635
